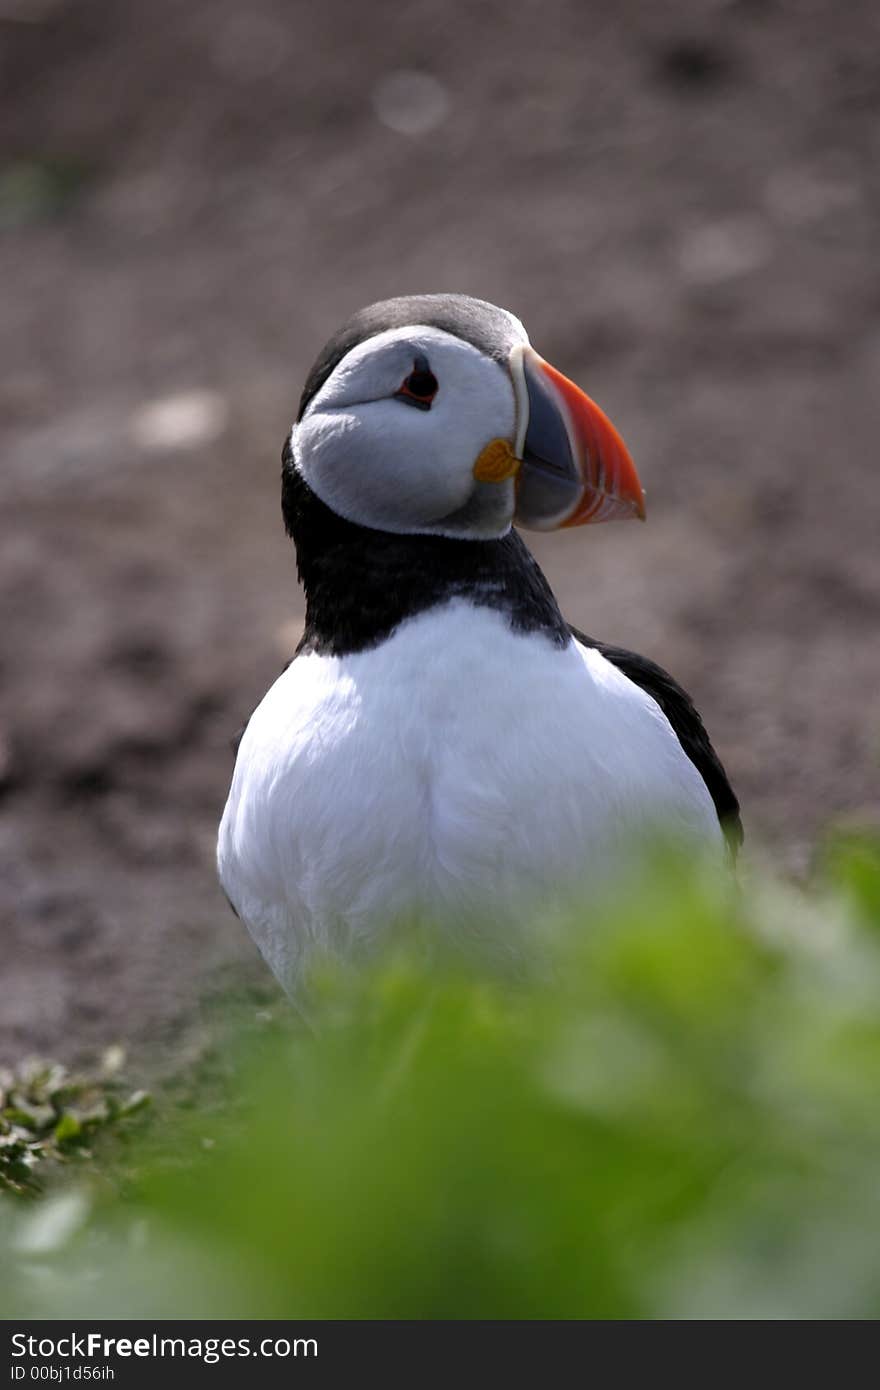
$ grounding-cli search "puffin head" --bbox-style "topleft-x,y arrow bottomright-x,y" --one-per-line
284,293 -> 645,541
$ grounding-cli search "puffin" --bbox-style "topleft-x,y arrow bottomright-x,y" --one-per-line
218,294 -> 741,990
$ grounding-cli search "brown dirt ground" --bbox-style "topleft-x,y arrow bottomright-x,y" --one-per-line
2,0 -> 879,1068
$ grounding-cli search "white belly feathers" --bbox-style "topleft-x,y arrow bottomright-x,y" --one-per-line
217,601 -> 721,989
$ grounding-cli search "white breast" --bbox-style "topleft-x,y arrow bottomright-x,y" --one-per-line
217,601 -> 721,988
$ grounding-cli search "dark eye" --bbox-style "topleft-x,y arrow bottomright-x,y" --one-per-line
395,355 -> 438,410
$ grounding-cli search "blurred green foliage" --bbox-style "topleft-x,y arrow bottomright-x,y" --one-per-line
2,841 -> 880,1319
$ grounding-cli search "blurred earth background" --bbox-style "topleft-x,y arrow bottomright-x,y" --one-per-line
1,0 -> 878,1068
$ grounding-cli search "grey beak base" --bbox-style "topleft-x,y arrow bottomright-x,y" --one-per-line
512,349 -> 582,531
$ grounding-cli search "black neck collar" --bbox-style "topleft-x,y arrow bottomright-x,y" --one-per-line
281,454 -> 570,658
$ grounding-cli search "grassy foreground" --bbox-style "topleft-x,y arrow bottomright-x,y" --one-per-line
2,838 -> 880,1319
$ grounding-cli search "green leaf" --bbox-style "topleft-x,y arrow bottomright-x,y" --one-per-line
53,1113 -> 82,1146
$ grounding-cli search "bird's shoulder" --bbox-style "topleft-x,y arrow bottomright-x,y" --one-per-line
570,625 -> 743,856
230,653 -> 299,758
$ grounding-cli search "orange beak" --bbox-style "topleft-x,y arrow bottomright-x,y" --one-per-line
509,345 -> 646,530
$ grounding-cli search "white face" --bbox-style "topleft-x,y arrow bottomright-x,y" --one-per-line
290,324 -> 525,539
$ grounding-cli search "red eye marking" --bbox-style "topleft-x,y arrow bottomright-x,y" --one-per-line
395,355 -> 438,411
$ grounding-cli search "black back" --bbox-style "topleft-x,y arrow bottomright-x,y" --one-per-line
570,626 -> 743,856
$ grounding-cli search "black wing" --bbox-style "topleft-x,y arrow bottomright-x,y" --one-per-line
570,626 -> 743,857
